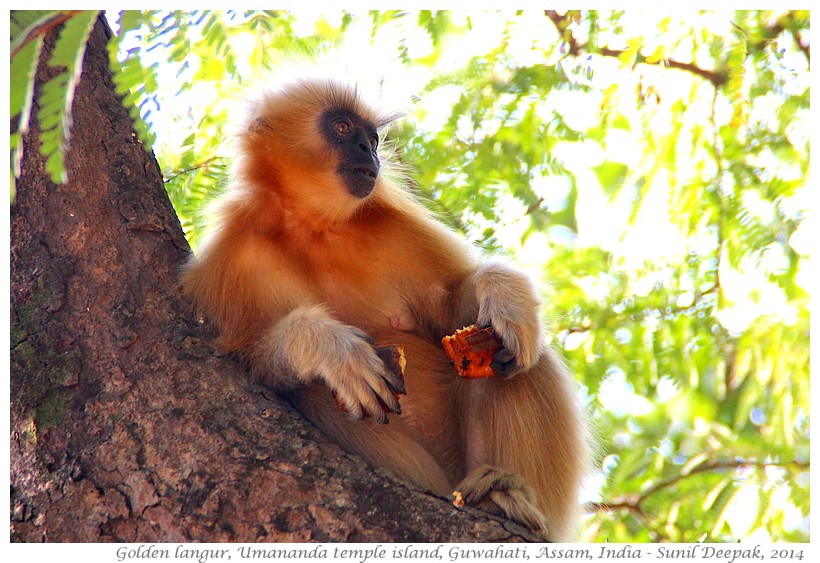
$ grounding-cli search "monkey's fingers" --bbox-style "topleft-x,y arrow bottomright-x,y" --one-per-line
330,382 -> 367,421
374,345 -> 407,395
331,385 -> 389,424
329,358 -> 402,423
491,348 -> 520,379
350,326 -> 376,346
359,365 -> 403,416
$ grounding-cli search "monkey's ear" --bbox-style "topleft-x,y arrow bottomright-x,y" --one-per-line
249,117 -> 274,133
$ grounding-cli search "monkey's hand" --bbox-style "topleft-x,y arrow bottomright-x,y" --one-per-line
252,305 -> 405,424
473,261 -> 544,378
322,328 -> 407,424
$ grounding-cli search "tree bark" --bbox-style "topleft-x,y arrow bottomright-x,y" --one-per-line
10,15 -> 538,543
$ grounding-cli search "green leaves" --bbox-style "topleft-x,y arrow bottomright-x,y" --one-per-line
10,10 -> 99,189
618,36 -> 643,66
592,161 -> 629,198
11,11 -> 91,193
39,11 -> 98,185
10,29 -> 43,198
10,20 -> 44,123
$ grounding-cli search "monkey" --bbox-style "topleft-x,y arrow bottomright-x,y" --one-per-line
181,74 -> 591,541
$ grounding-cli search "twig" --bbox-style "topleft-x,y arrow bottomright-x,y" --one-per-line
641,459 -> 809,500
545,10 -> 726,88
592,458 -> 810,517
586,499 -> 644,517
163,156 -> 223,183
602,46 -> 726,87
544,10 -> 808,88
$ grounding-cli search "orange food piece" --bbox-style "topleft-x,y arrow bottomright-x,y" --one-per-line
441,325 -> 502,379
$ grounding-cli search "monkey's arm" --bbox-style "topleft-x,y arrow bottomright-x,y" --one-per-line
465,259 -> 545,378
182,228 -> 405,424
249,303 -> 405,424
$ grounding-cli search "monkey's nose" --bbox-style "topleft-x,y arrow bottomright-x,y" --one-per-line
354,131 -> 371,153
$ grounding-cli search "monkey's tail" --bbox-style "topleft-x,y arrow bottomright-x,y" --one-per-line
468,350 -> 592,542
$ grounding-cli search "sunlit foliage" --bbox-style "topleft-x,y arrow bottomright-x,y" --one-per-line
10,9 -> 810,542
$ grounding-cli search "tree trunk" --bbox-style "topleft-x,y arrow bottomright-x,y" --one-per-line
10,14 -> 538,543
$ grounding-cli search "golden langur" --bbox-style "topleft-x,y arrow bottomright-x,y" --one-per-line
182,75 -> 590,541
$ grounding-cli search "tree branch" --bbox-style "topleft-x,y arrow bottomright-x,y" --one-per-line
641,459 -> 809,501
11,10 -> 84,60
592,458 -> 810,517
601,46 -> 726,87
752,12 -> 811,66
586,499 -> 644,518
791,30 -> 810,63
558,281 -> 719,338
547,10 -> 810,84
545,10 -> 726,88
163,156 -> 223,183
545,10 -> 811,87
588,458 -> 808,541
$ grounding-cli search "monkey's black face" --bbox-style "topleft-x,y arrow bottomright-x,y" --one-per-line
320,108 -> 380,198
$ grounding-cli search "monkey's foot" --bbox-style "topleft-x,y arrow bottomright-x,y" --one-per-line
454,465 -> 549,537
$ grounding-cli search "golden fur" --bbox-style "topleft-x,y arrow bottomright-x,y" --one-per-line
181,75 -> 590,541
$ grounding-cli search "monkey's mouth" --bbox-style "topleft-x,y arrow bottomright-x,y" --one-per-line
339,166 -> 378,198
349,166 -> 376,179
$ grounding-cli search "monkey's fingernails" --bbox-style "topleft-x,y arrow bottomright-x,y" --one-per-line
491,361 -> 520,380
377,392 -> 402,415
386,376 -> 406,395
377,366 -> 405,395
493,348 -> 516,363
491,361 -> 506,373
375,345 -> 406,393
389,398 -> 402,415
492,348 -> 519,378
370,407 -> 389,424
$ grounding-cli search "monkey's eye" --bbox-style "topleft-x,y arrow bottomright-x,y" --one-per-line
334,119 -> 353,136
368,134 -> 379,151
